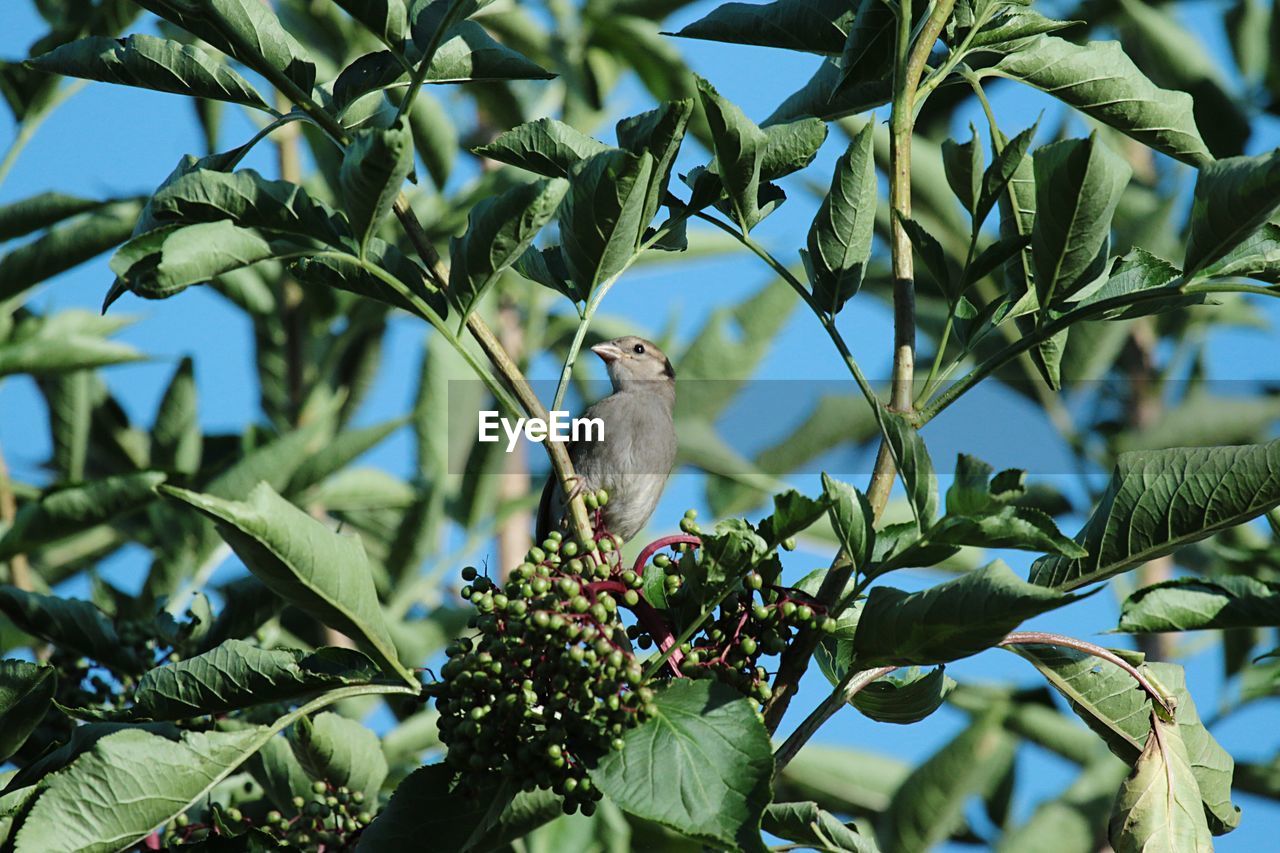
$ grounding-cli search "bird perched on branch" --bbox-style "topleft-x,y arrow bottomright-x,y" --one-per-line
536,335 -> 677,545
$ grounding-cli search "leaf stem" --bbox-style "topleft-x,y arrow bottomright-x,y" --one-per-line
1000,630 -> 1175,719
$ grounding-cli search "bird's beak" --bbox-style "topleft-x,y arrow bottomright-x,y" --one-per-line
591,342 -> 624,363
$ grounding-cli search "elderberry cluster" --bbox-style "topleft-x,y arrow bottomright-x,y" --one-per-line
167,781 -> 373,849
429,523 -> 655,815
650,511 -> 836,704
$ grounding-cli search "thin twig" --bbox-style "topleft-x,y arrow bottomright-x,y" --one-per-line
773,666 -> 896,774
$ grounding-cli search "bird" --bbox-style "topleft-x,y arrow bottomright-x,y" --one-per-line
536,335 -> 678,545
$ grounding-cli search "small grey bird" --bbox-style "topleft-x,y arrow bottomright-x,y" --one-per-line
536,335 -> 678,544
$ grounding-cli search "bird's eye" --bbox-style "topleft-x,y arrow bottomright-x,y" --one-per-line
632,343 -> 645,354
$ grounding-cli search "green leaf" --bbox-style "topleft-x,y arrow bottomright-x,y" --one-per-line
1108,716 -> 1213,852
1196,222 -> 1280,283
670,0 -> 856,55
1031,135 -> 1131,310
330,27 -> 553,112
822,472 -> 874,569
559,149 -> 654,293
152,356 -> 201,475
854,561 -> 1075,666
12,726 -> 271,853
880,709 -> 1016,853
0,192 -> 110,242
341,120 -> 414,252
133,0 -> 317,95
26,34 -> 270,109
0,660 -> 55,763
807,122 -> 876,314
983,36 -> 1211,166
137,166 -> 350,247
0,200 -> 141,303
473,118 -> 610,178
287,418 -> 406,495
901,216 -> 957,303
1074,248 -> 1185,317
1029,439 -> 1280,590
110,220 -> 322,301
616,99 -> 695,227
116,641 -> 381,721
290,239 -> 443,316
289,711 -> 387,801
883,413 -> 938,526
697,76 -> 766,232
760,117 -> 829,179
1009,647 -> 1239,834
851,666 -> 955,725
357,763 -> 562,851
0,588 -> 144,675
160,483 -> 413,686
762,801 -> 878,852
1183,150 -> 1280,275
1118,576 -> 1280,633
0,471 -> 165,559
335,0 -> 409,46
590,679 -> 773,852
0,311 -> 143,378
928,508 -> 1085,557
942,124 -> 982,215
449,177 -> 569,316
978,122 -> 1038,231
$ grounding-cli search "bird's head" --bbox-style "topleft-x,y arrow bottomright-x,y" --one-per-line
591,336 -> 675,394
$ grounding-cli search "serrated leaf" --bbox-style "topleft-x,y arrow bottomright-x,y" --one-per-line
0,588 -> 145,675
763,801 -> 878,852
880,709 -> 1016,853
1074,248 -> 1183,316
822,472 -> 874,570
1183,150 -> 1280,275
697,76 -> 766,232
161,483 -> 413,686
0,200 -> 141,303
0,660 -> 55,763
1118,576 -> 1280,632
807,122 -> 875,314
883,413 -> 938,526
983,36 -> 1211,165
342,120 -> 414,252
473,118 -> 611,178
0,471 -> 165,559
942,124 -> 982,214
1108,715 -> 1213,852
1030,439 -> 1280,590
152,356 -> 200,476
115,641 -> 380,721
854,561 -> 1075,666
0,192 -> 111,242
670,0 -> 856,55
134,0 -> 316,95
977,122 -> 1037,231
1031,135 -> 1131,310
335,0 -> 409,46
289,711 -> 387,801
616,99 -> 694,227
26,34 -> 270,109
559,149 -> 654,293
357,763 -> 561,851
1196,222 -> 1280,283
449,177 -> 568,316
851,666 -> 955,725
590,679 -> 773,852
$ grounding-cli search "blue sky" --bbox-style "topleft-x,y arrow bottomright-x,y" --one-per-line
2,1 -> 1279,847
